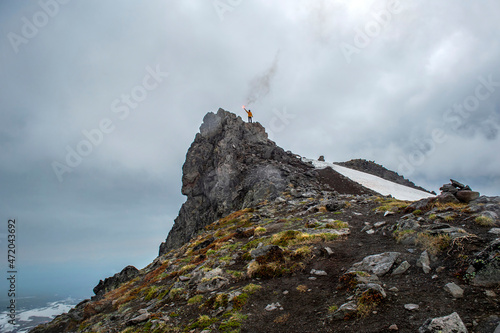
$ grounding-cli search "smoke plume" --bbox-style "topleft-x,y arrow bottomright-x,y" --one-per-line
245,51 -> 280,106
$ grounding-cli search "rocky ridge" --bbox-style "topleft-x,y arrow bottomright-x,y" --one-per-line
335,159 -> 434,194
30,110 -> 500,333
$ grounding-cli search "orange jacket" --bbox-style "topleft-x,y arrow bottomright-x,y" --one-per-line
245,109 -> 253,117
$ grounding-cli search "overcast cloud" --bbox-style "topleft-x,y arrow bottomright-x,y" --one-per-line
0,0 -> 499,299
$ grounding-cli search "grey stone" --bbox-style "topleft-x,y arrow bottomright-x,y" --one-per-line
416,251 -> 431,274
450,179 -> 467,189
324,247 -> 334,256
325,200 -> 346,212
265,302 -> 282,311
404,304 -> 419,311
406,197 -> 437,212
128,313 -> 150,325
437,192 -> 460,204
456,190 -> 480,203
331,301 -> 358,320
392,261 -> 411,275
357,283 -> 387,298
418,312 -> 468,333
348,252 -> 400,276
250,245 -> 283,260
481,211 -> 499,220
488,228 -> 500,235
197,276 -> 229,293
444,282 -> 464,298
310,269 -> 327,276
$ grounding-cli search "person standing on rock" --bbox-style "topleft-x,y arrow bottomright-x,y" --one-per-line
242,106 -> 253,123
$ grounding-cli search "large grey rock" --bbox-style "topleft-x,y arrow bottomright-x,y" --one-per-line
418,312 -> 468,333
159,109 -> 320,254
437,192 -> 460,204
456,190 -> 480,203
348,252 -> 400,276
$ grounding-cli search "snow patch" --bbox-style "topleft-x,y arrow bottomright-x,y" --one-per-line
304,158 -> 435,201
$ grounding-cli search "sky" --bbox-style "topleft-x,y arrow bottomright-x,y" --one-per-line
0,0 -> 499,303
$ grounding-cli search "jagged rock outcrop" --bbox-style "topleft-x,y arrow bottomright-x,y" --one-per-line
159,109 -> 318,254
93,265 -> 139,298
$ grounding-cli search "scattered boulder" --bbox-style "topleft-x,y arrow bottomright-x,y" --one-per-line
338,271 -> 381,290
405,304 -> 419,311
331,301 -> 358,320
444,282 -> 464,298
356,283 -> 387,298
405,197 -> 437,213
437,192 -> 460,204
418,312 -> 468,333
310,269 -> 328,276
250,245 -> 284,263
127,312 -> 150,325
348,252 -> 400,276
197,276 -> 229,293
392,261 -> 411,275
265,302 -> 283,311
416,251 -> 431,274
325,200 -> 346,212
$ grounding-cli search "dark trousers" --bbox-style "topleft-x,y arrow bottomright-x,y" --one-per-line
248,117 -> 252,123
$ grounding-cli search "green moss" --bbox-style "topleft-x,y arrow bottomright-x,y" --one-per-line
187,315 -> 217,330
144,285 -> 160,301
219,312 -> 248,332
232,293 -> 249,310
214,293 -> 229,309
187,294 -> 204,304
328,304 -> 338,313
242,283 -> 262,294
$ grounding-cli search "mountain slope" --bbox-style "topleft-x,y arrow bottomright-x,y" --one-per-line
30,110 -> 500,333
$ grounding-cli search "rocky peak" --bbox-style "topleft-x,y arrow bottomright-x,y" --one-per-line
159,108 -> 317,254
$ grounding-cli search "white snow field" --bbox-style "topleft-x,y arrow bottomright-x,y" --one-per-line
303,158 -> 435,201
